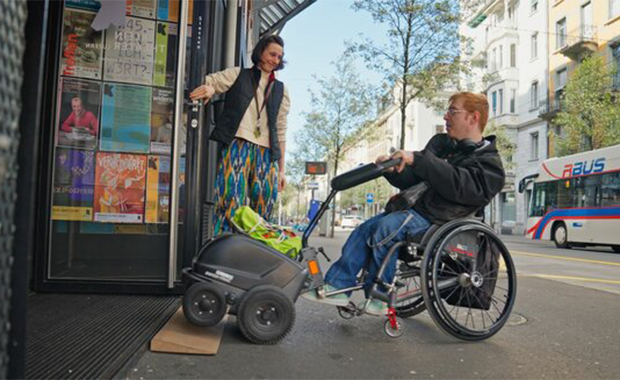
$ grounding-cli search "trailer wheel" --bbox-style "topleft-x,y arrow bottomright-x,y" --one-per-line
237,285 -> 295,345
183,283 -> 227,327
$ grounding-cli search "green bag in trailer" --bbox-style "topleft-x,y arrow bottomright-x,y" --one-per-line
231,206 -> 302,259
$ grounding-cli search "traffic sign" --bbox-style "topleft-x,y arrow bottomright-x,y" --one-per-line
366,193 -> 374,203
307,181 -> 320,190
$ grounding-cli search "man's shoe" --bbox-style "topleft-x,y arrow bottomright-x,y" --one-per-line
365,299 -> 389,316
301,284 -> 350,307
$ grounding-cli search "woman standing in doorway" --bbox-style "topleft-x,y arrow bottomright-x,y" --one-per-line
189,35 -> 290,235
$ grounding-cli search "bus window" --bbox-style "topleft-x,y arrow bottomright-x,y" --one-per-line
530,182 -> 547,217
601,172 -> 620,207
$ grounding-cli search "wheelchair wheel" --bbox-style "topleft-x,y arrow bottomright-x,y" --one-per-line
394,262 -> 426,318
421,221 -> 517,341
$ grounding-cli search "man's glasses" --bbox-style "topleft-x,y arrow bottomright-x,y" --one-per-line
446,108 -> 468,116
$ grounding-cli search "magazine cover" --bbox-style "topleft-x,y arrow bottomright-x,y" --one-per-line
56,77 -> 101,150
100,83 -> 152,153
103,17 -> 155,85
150,88 -> 174,154
157,0 -> 194,23
65,0 -> 101,12
52,148 -> 96,221
153,22 -> 178,88
61,8 -> 103,80
126,0 -> 156,19
145,155 -> 171,223
93,152 -> 147,223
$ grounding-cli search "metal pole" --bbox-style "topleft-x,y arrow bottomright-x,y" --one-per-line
225,0 -> 239,66
168,0 -> 190,288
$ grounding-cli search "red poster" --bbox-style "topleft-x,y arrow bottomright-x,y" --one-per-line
94,152 -> 147,223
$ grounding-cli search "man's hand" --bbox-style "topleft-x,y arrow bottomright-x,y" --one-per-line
189,84 -> 215,104
390,150 -> 414,173
375,155 -> 395,173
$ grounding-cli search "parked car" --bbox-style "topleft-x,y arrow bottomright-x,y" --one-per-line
341,215 -> 364,229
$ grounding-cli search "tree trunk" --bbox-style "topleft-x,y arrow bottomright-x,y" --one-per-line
400,81 -> 408,150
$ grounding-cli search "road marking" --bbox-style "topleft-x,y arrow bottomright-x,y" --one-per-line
511,250 -> 620,267
529,274 -> 620,285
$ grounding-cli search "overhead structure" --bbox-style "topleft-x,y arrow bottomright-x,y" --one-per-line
255,0 -> 317,37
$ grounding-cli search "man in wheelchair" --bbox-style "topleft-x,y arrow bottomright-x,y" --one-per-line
302,92 -> 506,316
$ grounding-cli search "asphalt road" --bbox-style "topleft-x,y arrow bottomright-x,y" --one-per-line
126,231 -> 620,379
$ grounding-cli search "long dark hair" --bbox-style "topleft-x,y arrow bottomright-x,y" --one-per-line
251,34 -> 285,71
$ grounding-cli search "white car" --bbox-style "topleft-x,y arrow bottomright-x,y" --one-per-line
341,215 -> 364,229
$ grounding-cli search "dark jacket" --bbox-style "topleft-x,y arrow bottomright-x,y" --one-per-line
384,133 -> 505,224
209,67 -> 284,161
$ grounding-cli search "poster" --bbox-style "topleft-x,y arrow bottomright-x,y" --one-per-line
100,83 -> 152,153
145,155 -> 170,223
56,78 -> 101,150
126,0 -> 157,19
93,152 -> 147,223
52,148 -> 96,221
103,17 -> 155,85
153,22 -> 177,88
150,88 -> 173,154
65,0 -> 101,12
157,0 -> 194,23
61,8 -> 103,80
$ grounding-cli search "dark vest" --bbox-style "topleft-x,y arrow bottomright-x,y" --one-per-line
209,67 -> 284,161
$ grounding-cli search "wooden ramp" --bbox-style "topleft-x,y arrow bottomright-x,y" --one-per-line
150,306 -> 228,355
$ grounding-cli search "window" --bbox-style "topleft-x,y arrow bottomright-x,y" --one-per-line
510,44 -> 516,67
611,0 -> 620,19
499,89 -> 504,114
531,33 -> 538,59
508,4 -> 515,20
555,68 -> 568,100
492,91 -> 497,115
510,89 -> 516,113
530,132 -> 539,160
531,0 -> 538,13
491,48 -> 497,71
556,18 -> 567,49
499,45 -> 503,68
530,81 -> 539,110
435,125 -> 444,134
601,172 -> 620,207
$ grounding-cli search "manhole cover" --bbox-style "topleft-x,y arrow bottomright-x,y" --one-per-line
507,313 -> 527,326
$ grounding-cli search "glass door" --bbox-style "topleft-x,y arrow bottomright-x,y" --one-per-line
46,0 -> 194,285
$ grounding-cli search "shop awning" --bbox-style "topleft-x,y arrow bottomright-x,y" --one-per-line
256,0 -> 317,37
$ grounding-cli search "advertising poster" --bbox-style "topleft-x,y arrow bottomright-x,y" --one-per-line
93,152 -> 147,223
61,8 -> 103,80
126,0 -> 156,19
157,0 -> 194,23
153,22 -> 177,88
52,148 -> 96,221
65,0 -> 101,12
103,17 -> 155,85
100,83 -> 152,153
150,88 -> 173,154
145,155 -> 170,224
56,77 -> 101,150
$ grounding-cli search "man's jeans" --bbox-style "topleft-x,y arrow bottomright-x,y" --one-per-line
325,209 -> 431,295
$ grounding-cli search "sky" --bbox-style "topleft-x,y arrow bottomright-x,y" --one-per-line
276,0 -> 388,153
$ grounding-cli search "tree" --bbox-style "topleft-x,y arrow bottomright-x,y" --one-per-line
295,54 -> 376,237
552,55 -> 620,156
484,121 -> 515,171
348,0 -> 470,149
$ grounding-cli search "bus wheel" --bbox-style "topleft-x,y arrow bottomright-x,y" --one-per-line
612,246 -> 620,253
552,223 -> 570,249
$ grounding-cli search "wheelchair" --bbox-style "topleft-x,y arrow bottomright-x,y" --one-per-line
182,158 -> 516,344
300,159 -> 517,341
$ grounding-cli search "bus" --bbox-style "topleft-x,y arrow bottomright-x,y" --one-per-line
519,144 -> 620,252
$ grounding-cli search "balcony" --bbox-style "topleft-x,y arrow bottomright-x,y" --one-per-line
468,0 -> 500,28
558,25 -> 598,60
538,94 -> 562,121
